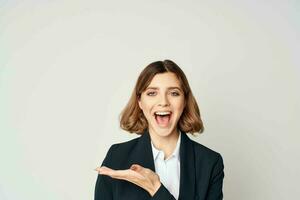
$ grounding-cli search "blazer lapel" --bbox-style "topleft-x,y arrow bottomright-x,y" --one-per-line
128,129 -> 156,172
119,130 -> 155,199
178,132 -> 196,200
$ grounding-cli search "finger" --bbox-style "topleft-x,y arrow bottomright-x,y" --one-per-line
98,166 -> 116,175
99,167 -> 142,181
96,166 -> 115,176
114,169 -> 145,180
95,166 -> 107,173
94,166 -> 101,171
130,164 -> 151,176
130,164 -> 145,172
130,164 -> 140,170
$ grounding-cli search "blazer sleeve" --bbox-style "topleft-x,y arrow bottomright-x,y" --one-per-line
94,145 -> 115,200
206,153 -> 225,200
150,184 -> 176,200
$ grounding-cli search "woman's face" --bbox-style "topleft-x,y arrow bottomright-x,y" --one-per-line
138,72 -> 185,138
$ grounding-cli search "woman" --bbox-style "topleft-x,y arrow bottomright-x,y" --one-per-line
94,60 -> 224,200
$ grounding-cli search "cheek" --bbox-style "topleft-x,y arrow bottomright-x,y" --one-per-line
173,98 -> 185,111
139,101 -> 152,114
138,98 -> 148,110
139,96 -> 155,111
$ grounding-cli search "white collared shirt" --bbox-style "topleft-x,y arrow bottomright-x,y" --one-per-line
151,131 -> 181,200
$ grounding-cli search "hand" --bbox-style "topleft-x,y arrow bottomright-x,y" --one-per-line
95,164 -> 161,196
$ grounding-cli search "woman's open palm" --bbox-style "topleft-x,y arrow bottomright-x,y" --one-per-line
95,164 -> 161,196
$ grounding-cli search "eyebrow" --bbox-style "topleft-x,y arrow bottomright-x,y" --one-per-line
146,86 -> 182,91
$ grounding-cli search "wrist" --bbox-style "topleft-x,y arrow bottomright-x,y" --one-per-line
149,181 -> 161,196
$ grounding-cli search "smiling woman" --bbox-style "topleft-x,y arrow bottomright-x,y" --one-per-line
94,60 -> 224,200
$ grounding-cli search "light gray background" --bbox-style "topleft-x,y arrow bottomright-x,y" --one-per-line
1,0 -> 299,199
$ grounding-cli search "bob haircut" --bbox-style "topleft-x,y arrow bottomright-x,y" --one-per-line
119,60 -> 204,135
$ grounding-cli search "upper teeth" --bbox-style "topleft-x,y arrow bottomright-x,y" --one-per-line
155,111 -> 171,115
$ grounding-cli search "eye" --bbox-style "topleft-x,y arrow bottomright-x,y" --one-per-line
171,91 -> 180,96
147,91 -> 156,96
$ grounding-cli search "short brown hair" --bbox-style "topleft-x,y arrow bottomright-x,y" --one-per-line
119,60 -> 204,135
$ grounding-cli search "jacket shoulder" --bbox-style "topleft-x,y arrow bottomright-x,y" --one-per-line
102,136 -> 141,169
190,138 -> 223,165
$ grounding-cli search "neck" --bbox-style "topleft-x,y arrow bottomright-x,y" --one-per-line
148,128 -> 180,159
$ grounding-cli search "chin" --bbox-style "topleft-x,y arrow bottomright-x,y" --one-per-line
152,126 -> 176,137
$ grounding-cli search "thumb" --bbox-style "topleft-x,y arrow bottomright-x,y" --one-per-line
130,164 -> 142,171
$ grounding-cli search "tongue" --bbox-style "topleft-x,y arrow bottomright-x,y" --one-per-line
156,115 -> 170,126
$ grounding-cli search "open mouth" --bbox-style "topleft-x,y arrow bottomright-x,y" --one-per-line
154,111 -> 172,127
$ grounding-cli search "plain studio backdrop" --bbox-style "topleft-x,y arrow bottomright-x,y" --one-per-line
0,0 -> 299,199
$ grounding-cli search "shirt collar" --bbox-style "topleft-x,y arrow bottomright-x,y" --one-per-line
151,130 -> 181,161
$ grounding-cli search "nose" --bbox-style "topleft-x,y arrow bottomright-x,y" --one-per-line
158,94 -> 170,107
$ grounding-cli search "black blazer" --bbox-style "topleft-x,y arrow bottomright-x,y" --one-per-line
94,130 -> 224,200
